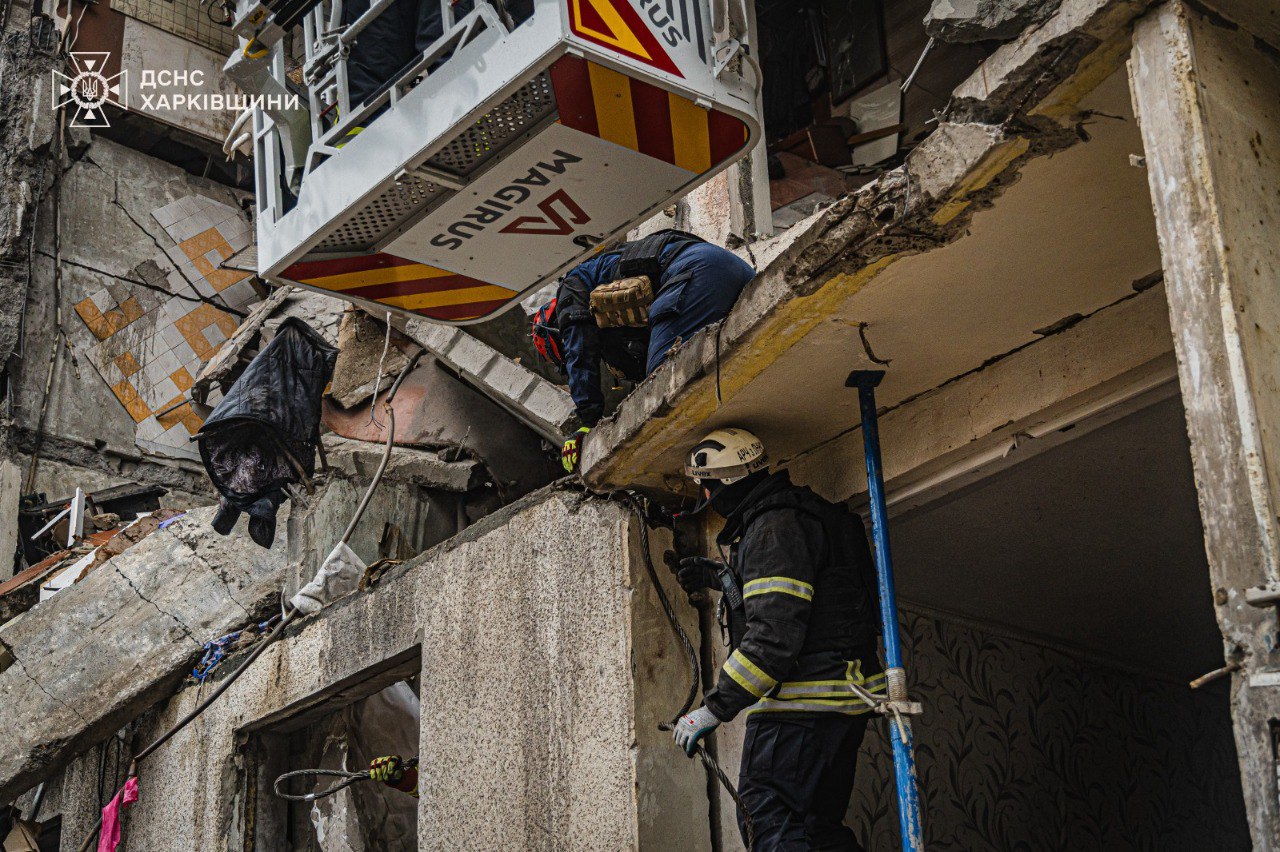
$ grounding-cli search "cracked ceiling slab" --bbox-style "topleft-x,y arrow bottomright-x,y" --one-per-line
580,0 -> 1159,496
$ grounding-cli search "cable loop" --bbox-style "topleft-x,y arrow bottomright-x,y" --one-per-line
273,768 -> 371,802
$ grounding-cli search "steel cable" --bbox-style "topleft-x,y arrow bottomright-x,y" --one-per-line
616,492 -> 755,851
273,768 -> 371,802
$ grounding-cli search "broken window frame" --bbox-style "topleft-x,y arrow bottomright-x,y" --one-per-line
239,646 -> 422,852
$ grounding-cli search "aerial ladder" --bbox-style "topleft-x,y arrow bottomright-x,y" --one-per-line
224,0 -> 762,324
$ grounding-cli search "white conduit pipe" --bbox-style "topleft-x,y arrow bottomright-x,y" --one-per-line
223,107 -> 253,158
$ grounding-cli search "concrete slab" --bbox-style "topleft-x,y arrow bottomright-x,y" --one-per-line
401,319 -> 576,444
579,0 -> 1158,495
57,489 -> 709,851
0,506 -> 289,803
320,435 -> 477,493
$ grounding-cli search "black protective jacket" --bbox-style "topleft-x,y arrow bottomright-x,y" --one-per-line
703,471 -> 884,722
197,318 -> 337,548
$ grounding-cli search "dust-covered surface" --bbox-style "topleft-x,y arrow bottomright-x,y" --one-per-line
926,0 -> 1065,43
47,489 -> 709,851
1131,5 -> 1280,846
0,506 -> 288,803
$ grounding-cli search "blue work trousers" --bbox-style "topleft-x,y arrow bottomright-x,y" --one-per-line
646,241 -> 754,373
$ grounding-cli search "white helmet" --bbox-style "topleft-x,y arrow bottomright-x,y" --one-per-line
685,428 -> 768,484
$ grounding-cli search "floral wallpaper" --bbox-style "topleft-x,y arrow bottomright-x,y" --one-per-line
848,610 -> 1249,851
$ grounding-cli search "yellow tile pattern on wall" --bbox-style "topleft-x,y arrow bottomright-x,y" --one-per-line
75,297 -> 145,341
71,193 -> 260,461
175,302 -> 237,360
179,227 -> 251,293
114,351 -> 141,378
171,366 -> 193,392
110,379 -> 152,424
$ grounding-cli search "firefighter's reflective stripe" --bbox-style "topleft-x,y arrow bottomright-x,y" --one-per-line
747,697 -> 878,716
742,576 -> 815,602
746,661 -> 886,716
775,671 -> 887,699
723,649 -> 777,698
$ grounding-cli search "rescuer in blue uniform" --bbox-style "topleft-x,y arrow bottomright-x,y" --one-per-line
530,230 -> 754,470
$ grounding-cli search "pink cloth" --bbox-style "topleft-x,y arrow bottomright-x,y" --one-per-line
97,776 -> 139,852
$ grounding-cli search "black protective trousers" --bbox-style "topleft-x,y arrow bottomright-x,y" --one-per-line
342,0 -> 473,107
737,714 -> 870,852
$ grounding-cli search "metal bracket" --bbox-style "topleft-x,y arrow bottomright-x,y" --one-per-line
850,681 -> 923,743
846,369 -> 886,390
712,38 -> 743,79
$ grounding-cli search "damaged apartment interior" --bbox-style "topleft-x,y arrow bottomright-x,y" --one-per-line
0,0 -> 1277,849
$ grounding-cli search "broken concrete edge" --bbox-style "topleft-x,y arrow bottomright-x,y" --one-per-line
578,0 -> 1155,494
320,434 -> 478,492
400,317 -> 576,445
193,284 -> 294,391
327,307 -> 415,409
951,0 -> 1153,117
172,481 -> 617,695
301,481 -> 597,625
926,0 -> 1066,44
0,506 -> 287,804
8,426 -> 214,499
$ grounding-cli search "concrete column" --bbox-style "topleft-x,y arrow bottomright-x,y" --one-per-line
727,0 -> 773,244
0,454 -> 22,574
1130,4 -> 1280,847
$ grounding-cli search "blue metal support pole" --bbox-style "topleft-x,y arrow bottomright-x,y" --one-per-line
847,369 -> 924,851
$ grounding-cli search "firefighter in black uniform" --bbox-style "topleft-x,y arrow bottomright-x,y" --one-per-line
671,427 -> 884,851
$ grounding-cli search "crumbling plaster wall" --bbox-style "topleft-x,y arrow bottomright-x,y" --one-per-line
0,18 -> 58,393
54,489 -> 710,851
21,451 -> 211,512
12,135 -> 248,497
0,19 -> 61,571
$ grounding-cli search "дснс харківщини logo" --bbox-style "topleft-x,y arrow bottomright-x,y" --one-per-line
52,52 -> 126,128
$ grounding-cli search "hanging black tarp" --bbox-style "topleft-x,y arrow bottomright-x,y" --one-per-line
197,317 -> 338,548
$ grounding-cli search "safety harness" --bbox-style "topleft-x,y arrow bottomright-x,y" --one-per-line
615,229 -> 705,282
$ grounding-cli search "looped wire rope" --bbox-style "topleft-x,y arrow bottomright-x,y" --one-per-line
273,768 -> 371,802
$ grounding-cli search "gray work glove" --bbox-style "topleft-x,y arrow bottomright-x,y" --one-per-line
673,705 -> 721,756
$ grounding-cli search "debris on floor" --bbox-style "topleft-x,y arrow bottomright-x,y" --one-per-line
0,509 -> 185,627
